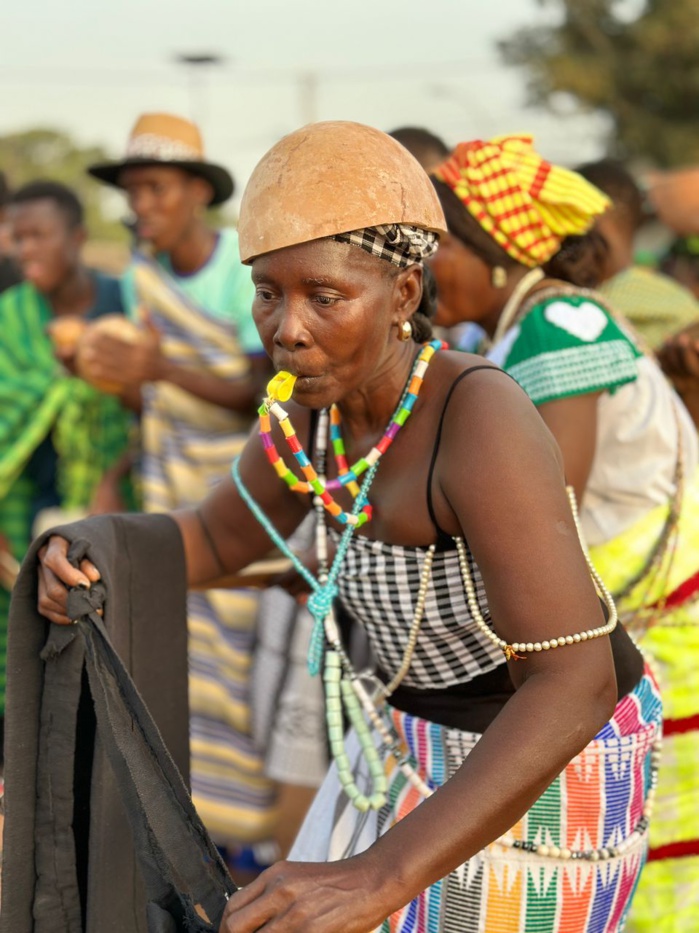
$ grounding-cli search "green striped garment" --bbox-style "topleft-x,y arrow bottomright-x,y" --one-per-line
0,282 -> 133,715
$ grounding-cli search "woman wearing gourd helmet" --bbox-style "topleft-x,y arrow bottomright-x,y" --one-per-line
40,122 -> 649,933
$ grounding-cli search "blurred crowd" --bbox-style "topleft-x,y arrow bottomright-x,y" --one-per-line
2,112 -> 699,928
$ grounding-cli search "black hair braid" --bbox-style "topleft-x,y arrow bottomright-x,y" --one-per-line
543,229 -> 609,290
410,263 -> 437,342
10,179 -> 84,229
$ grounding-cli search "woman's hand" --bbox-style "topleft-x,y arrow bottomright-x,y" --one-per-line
38,536 -> 101,625
219,856 -> 392,933
80,316 -> 165,390
268,541 -> 334,600
658,330 -> 699,389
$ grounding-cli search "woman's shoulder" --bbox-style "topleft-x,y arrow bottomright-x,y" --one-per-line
431,349 -> 564,490
432,348 -> 540,426
434,348 -> 517,398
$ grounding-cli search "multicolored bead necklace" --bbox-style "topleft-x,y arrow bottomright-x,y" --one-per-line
257,339 -> 444,527
232,341 -> 445,811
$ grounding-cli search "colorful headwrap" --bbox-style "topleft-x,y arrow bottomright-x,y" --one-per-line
432,134 -> 611,267
333,224 -> 439,268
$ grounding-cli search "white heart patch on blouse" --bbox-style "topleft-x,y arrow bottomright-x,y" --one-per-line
543,301 -> 609,342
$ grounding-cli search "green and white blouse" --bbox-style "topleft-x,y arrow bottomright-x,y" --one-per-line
487,289 -> 642,406
486,287 -> 697,546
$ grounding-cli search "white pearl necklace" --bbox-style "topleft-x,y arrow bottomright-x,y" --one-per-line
380,544 -> 436,698
313,418 -> 624,821
314,408 -> 436,804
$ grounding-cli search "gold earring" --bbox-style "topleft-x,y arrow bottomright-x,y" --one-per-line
399,321 -> 412,341
491,266 -> 507,288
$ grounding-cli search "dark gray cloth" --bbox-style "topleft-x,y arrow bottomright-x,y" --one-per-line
0,513 -> 193,932
0,256 -> 21,295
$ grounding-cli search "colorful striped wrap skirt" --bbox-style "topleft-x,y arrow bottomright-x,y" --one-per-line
290,669 -> 662,933
137,272 -> 277,849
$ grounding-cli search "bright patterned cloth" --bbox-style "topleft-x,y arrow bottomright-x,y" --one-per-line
126,250 -> 277,848
486,284 -> 699,929
0,279 -> 133,717
600,266 -> 699,351
590,478 -> 699,933
291,672 -> 662,933
432,135 -> 609,266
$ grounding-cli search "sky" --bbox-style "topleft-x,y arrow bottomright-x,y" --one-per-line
1,0 -> 609,211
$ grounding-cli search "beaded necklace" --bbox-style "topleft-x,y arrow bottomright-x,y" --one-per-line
258,339 -> 443,526
234,342 -> 444,810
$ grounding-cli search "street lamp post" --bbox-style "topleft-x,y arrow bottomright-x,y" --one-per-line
174,53 -> 225,128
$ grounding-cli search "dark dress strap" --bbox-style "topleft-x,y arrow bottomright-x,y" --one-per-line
427,365 -> 511,549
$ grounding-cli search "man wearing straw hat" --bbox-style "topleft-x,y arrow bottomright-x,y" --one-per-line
84,113 -> 276,870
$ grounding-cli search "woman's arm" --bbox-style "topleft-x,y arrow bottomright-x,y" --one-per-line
536,391 -> 601,503
354,373 -> 615,902
38,415 -> 311,624
220,373 -> 618,932
657,330 -> 699,430
79,323 -> 272,413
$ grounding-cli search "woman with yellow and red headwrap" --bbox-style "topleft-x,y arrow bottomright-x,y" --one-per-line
431,134 -> 699,933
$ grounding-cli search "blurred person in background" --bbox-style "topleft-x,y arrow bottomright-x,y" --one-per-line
430,135 -> 699,932
0,172 -> 21,294
84,113 -> 276,874
656,237 -> 699,426
391,126 -> 485,357
389,126 -> 451,173
576,158 -> 699,351
661,235 -> 699,300
0,180 -> 133,769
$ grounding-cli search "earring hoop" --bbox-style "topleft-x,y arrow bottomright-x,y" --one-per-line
399,321 -> 412,341
491,266 -> 508,289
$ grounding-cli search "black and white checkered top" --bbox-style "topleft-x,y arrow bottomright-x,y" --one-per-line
336,533 -> 506,690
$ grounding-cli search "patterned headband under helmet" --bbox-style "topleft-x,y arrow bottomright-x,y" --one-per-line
333,224 -> 438,268
432,134 -> 610,267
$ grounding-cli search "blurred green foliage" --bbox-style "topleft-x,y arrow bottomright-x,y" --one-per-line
500,0 -> 699,167
0,128 -> 129,241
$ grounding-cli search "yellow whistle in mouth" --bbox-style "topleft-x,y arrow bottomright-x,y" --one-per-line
266,371 -> 297,402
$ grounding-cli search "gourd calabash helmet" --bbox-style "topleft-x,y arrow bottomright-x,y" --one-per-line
238,121 -> 447,264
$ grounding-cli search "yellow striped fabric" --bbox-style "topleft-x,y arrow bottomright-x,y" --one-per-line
433,134 -> 610,266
